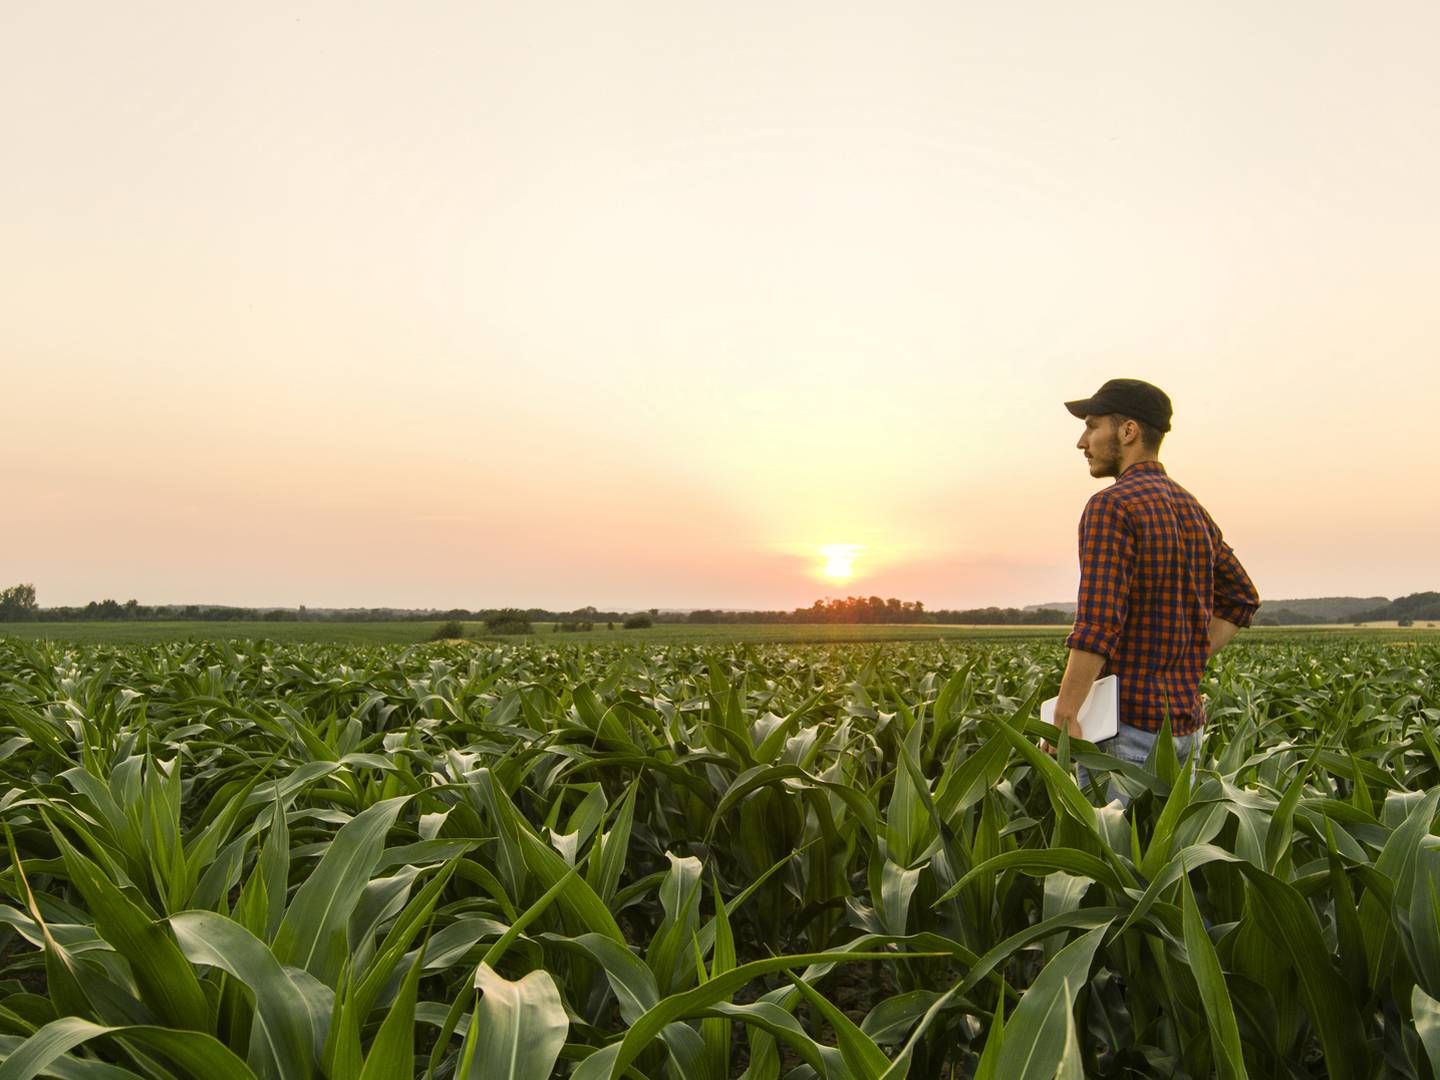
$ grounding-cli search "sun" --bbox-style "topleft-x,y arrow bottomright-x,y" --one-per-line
818,544 -> 863,584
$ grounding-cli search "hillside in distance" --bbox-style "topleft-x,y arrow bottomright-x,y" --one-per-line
1029,595 -> 1431,624
1256,596 -> 1389,620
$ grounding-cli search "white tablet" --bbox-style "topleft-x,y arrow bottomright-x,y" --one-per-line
1040,675 -> 1118,742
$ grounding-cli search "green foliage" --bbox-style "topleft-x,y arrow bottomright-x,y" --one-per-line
0,583 -> 38,622
0,636 -> 1437,1077
621,614 -> 652,629
430,619 -> 465,640
483,609 -> 532,635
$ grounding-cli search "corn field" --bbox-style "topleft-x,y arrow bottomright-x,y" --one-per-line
1,635 -> 1438,1079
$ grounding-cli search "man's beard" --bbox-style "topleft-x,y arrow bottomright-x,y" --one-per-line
1091,432 -> 1122,478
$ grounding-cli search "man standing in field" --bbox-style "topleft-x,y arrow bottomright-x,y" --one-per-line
1053,378 -> 1259,793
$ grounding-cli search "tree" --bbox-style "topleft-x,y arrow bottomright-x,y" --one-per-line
485,609 -> 532,635
0,584 -> 38,621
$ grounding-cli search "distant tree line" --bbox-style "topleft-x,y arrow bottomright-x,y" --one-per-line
1252,592 -> 1440,626
686,597 -> 1071,625
3,586 -> 1070,627
6,582 -> 1437,627
1352,592 -> 1440,624
1252,609 -> 1331,626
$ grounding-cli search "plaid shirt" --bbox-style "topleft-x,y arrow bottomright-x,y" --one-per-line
1065,461 -> 1259,735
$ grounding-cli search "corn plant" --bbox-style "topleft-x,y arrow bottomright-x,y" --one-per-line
0,635 -> 1437,1077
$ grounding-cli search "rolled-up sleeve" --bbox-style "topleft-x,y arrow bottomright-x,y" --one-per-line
1212,535 -> 1260,627
1065,493 -> 1133,659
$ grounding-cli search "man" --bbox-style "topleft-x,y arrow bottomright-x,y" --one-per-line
1053,378 -> 1259,796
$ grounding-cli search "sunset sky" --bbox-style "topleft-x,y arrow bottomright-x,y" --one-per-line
5,2 -> 1438,611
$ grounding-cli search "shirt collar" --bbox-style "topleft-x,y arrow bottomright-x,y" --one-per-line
1118,460 -> 1166,480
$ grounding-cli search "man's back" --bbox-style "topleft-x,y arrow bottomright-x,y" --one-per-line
1066,461 -> 1257,735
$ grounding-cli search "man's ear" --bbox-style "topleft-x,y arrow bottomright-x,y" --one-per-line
1118,418 -> 1139,445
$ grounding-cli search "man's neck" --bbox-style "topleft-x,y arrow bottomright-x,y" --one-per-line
1117,454 -> 1161,477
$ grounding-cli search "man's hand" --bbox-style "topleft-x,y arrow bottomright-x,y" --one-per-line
1044,648 -> 1108,754
1044,709 -> 1085,755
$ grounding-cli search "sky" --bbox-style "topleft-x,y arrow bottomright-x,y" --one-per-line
4,1 -> 1439,611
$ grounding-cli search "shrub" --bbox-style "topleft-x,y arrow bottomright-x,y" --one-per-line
485,609 -> 533,635
623,614 -> 653,630
429,619 -> 464,641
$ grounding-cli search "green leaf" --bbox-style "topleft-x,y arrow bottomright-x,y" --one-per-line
1413,985 -> 1440,1080
701,882 -> 737,1079
1139,752 -> 1195,881
973,988 -> 1005,1080
0,1018 -> 256,1080
1240,863 -> 1370,1080
884,707 -> 931,867
646,854 -> 703,996
322,962 -> 362,1080
464,963 -> 568,1080
272,795 -> 408,985
6,828 -> 90,1022
587,781 -> 638,905
1180,871 -> 1248,1080
48,826 -> 211,1034
350,858 -> 458,1021
994,925 -> 1106,1080
788,974 -> 894,1080
708,764 -> 880,847
878,859 -> 923,937
935,848 -> 1124,905
480,862 -> 583,971
1362,789 -> 1440,988
169,910 -> 318,1080
0,1036 -> 141,1078
982,716 -> 1106,838
570,950 -> 920,1080
260,791 -> 292,942
1054,980 -> 1084,1080
1402,838 -> 1440,998
478,772 -> 626,942
358,943 -> 426,1080
707,1000 -> 831,1077
1263,751 -> 1315,874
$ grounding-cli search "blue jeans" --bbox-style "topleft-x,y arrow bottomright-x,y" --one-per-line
1079,723 -> 1199,807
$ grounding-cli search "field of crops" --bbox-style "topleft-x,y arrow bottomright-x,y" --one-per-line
5,621 -> 1431,649
1,635 -> 1438,1079
0,623 -> 1079,648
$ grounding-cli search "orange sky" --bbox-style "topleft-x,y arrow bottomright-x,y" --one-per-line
4,3 -> 1438,610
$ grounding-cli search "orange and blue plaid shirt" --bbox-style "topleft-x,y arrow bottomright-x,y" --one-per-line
1065,461 -> 1259,735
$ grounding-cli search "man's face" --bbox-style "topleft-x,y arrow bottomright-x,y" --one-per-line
1077,415 -> 1123,478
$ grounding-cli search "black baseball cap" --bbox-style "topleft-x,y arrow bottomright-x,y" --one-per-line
1065,378 -> 1172,432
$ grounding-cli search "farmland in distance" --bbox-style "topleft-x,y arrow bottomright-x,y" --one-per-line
3,618 -> 1437,648
1,634 -> 1439,1077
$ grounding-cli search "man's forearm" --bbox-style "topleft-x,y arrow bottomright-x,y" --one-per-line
1053,648 -> 1107,738
1208,617 -> 1240,655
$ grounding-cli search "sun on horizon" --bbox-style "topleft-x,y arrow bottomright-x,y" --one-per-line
817,544 -> 864,585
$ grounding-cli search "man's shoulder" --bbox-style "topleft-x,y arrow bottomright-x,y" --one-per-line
1080,485 -> 1132,522
1154,473 -> 1213,515
1141,473 -> 1225,539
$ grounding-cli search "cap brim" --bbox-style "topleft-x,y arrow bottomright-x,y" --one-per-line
1065,397 -> 1102,419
